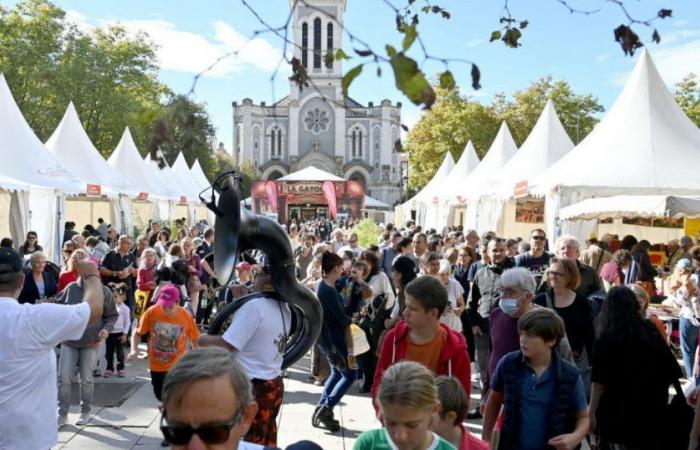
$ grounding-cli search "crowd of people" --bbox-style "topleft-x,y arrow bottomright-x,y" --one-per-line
2,213 -> 700,449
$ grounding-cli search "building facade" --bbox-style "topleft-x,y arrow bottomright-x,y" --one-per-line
232,0 -> 402,206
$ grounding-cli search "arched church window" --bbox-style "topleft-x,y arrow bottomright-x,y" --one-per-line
351,127 -> 363,159
373,126 -> 380,152
326,23 -> 334,69
301,22 -> 308,68
313,18 -> 322,69
269,126 -> 283,159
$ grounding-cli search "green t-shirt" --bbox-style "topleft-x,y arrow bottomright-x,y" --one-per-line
353,428 -> 456,450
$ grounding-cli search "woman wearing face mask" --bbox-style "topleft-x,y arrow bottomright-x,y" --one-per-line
534,258 -> 595,394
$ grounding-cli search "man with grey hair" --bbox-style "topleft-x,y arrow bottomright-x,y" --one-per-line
100,234 -> 138,310
161,348 -> 322,450
537,235 -> 602,298
481,268 -> 573,410
160,347 -> 262,449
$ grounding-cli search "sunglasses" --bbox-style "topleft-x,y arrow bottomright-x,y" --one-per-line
160,406 -> 243,445
531,236 -> 546,241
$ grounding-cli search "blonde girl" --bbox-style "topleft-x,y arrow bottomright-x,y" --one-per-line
354,361 -> 454,450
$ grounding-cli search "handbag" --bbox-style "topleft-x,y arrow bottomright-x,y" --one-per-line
664,379 -> 694,450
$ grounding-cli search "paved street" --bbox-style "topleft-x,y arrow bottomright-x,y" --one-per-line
54,343 -> 486,449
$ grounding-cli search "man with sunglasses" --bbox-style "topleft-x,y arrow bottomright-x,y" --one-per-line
515,228 -> 551,286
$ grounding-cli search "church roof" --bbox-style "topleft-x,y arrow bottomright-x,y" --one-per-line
271,95 -> 365,109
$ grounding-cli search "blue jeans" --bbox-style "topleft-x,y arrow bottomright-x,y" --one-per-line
319,365 -> 357,409
680,317 -> 699,379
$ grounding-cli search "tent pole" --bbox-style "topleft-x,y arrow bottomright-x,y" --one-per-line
554,186 -> 562,239
55,193 -> 62,265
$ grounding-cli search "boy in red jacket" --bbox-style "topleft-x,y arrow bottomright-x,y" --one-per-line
372,275 -> 471,408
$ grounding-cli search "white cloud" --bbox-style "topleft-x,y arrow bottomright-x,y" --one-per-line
466,38 -> 485,48
596,53 -> 610,63
654,38 -> 700,84
65,11 -> 285,78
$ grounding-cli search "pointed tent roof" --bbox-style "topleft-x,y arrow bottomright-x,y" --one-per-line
0,74 -> 84,193
46,103 -> 139,197
434,141 -> 480,202
404,152 -> 455,207
108,128 -> 169,200
455,121 -> 518,201
279,166 -> 344,181
190,159 -> 210,191
487,100 -> 574,198
172,152 -> 204,200
142,152 -> 182,201
532,49 -> 700,196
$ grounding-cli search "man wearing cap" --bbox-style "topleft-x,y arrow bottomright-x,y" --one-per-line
198,267 -> 292,447
128,285 -> 200,413
55,266 -> 118,427
0,248 -> 105,450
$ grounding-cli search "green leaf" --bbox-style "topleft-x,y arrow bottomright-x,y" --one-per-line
471,64 -> 481,90
489,30 -> 502,42
334,48 -> 350,61
401,24 -> 417,51
519,20 -> 529,29
389,52 -> 435,108
503,27 -> 522,48
439,70 -> 456,91
385,45 -> 398,58
342,64 -> 363,97
421,5 -> 430,13
354,48 -> 373,57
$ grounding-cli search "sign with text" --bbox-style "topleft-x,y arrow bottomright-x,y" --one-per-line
513,180 -> 529,198
86,184 -> 101,196
137,192 -> 149,201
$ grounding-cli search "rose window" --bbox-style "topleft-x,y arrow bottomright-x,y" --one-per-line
304,108 -> 330,134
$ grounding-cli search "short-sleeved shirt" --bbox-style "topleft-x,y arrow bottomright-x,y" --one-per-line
222,296 -> 292,380
100,250 -> 138,289
136,304 -> 200,372
444,278 -> 464,308
405,326 -> 447,374
0,298 -> 90,450
354,428 -> 456,450
491,356 -> 587,450
515,252 -> 551,286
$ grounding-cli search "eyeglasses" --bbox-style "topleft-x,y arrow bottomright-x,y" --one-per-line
531,235 -> 546,241
160,406 -> 243,445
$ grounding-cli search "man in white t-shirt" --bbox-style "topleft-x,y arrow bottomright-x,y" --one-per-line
0,248 -> 104,450
198,267 -> 291,448
337,232 -> 364,258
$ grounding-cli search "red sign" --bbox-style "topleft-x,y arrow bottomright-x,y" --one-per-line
179,196 -> 188,204
137,192 -> 149,201
86,184 -> 101,196
514,180 -> 529,198
456,195 -> 467,205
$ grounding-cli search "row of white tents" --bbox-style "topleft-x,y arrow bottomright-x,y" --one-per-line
0,73 -> 213,263
397,49 -> 700,244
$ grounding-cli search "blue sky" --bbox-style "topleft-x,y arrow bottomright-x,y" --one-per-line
8,0 -> 700,151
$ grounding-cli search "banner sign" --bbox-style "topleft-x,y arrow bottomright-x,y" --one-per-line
514,180 -> 529,198
137,192 -> 149,201
179,196 -> 188,204
86,184 -> 101,196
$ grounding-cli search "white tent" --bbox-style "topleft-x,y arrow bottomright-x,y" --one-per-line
0,74 -> 85,194
190,159 -> 211,191
279,166 -> 344,181
108,129 -> 165,199
172,152 -> 204,201
485,100 -> 574,199
423,141 -> 480,230
144,153 -> 198,223
397,152 -> 455,226
531,49 -> 700,241
560,195 -> 700,221
46,103 -> 139,197
456,122 -> 518,231
474,101 -> 574,236
0,74 -> 89,262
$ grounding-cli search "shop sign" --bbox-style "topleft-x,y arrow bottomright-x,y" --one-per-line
278,182 -> 324,195
86,184 -> 101,196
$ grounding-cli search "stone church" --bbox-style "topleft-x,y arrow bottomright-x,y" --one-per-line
232,0 -> 402,206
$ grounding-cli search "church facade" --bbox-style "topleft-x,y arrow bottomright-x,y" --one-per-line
232,0 -> 402,206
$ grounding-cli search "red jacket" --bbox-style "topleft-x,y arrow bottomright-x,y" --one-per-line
372,321 -> 471,406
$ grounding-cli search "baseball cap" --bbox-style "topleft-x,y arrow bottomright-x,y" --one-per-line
676,258 -> 693,271
236,262 -> 253,272
0,248 -> 23,274
681,236 -> 693,247
156,284 -> 181,307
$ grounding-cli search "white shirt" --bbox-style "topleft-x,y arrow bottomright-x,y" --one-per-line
338,245 -> 363,258
222,296 -> 292,380
368,272 -> 396,310
0,298 -> 90,450
444,278 -> 465,308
